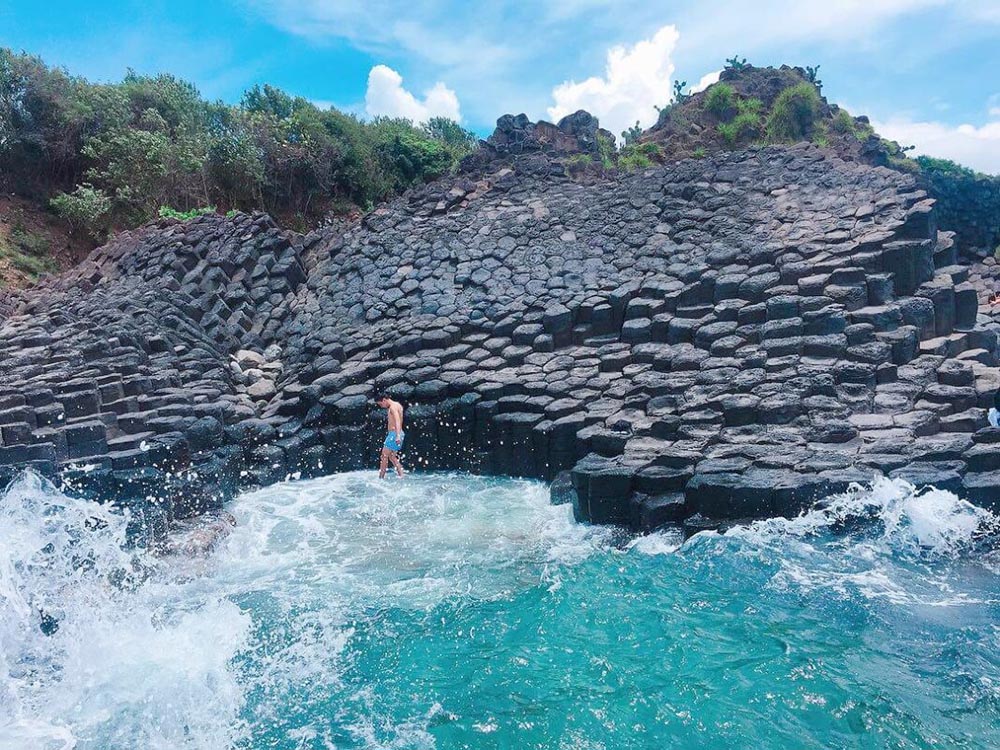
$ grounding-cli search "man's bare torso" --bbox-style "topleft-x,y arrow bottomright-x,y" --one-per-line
386,400 -> 404,434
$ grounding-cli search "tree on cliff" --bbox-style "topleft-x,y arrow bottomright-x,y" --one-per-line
0,49 -> 478,238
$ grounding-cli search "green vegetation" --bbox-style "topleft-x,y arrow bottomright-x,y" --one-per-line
704,83 -> 736,119
915,155 -> 980,179
158,205 -> 216,221
619,151 -> 651,171
715,96 -> 762,146
765,82 -> 821,143
672,80 -> 690,105
725,55 -> 750,71
882,139 -> 919,172
693,146 -> 707,159
0,225 -> 55,282
831,108 -> 856,136
620,120 -> 643,146
0,49 -> 478,239
618,142 -> 661,171
811,122 -> 830,148
805,65 -> 822,90
830,108 -> 873,141
596,132 -> 615,169
10,224 -> 49,256
49,184 -> 113,238
564,153 -> 593,174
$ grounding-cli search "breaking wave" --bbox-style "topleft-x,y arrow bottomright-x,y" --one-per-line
2,471 -> 998,748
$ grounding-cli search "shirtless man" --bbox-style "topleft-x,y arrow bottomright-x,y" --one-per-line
375,393 -> 405,478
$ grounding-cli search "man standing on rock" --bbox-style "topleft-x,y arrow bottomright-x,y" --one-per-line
375,393 -> 405,478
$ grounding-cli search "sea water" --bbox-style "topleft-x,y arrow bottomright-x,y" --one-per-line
1,470 -> 999,749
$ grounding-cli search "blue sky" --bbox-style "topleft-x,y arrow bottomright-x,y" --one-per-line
3,0 -> 999,172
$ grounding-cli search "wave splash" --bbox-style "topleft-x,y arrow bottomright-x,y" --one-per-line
661,476 -> 1000,607
737,476 -> 997,555
0,472 -> 250,750
1,471 -> 998,748
0,471 -> 606,749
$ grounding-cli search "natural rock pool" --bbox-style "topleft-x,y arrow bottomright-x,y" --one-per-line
2,471 -> 999,749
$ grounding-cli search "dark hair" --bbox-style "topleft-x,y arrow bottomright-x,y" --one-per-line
374,392 -> 389,404
994,389 -> 1000,411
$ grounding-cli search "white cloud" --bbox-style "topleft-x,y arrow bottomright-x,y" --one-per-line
873,116 -> 1000,175
243,1 -> 1000,133
988,94 -> 1000,119
364,64 -> 461,123
547,25 -> 680,140
690,69 -> 722,94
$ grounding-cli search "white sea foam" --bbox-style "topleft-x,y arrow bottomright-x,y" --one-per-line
0,470 -> 606,748
729,476 -> 997,557
0,472 -> 251,749
628,527 -> 684,556
718,476 -> 1000,606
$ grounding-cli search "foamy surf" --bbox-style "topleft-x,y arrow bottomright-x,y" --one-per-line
1,470 -> 998,748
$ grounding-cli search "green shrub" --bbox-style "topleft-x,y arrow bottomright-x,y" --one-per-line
693,147 -> 707,159
564,154 -> 593,174
765,82 -> 821,143
717,107 -> 761,146
634,142 -> 662,158
805,65 -> 822,90
672,80 -> 690,105
812,122 -> 830,148
617,142 -> 661,170
915,155 -> 979,179
737,97 -> 762,117
704,83 -> 736,119
717,121 -> 737,145
880,138 -> 919,172
596,133 -> 615,169
619,151 -> 652,171
50,184 -> 113,238
831,108 -> 856,136
158,205 -> 216,221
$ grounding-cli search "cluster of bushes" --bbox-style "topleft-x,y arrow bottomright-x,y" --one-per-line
699,73 -> 881,154
564,138 -> 662,177
706,84 -> 764,146
705,80 -> 827,147
914,155 -> 981,179
0,49 -> 479,238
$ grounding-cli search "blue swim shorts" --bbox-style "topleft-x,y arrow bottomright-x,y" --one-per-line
384,431 -> 405,451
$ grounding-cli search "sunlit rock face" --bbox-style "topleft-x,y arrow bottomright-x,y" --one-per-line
1,111 -> 998,535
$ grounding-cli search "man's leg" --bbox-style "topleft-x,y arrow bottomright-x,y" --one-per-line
379,447 -> 389,479
388,450 -> 404,477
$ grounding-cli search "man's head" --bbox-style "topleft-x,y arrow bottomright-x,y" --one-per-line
374,392 -> 390,408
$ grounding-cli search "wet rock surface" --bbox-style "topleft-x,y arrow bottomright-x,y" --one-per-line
3,128 -> 1000,539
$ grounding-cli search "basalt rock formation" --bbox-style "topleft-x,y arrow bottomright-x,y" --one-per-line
2,111 -> 1000,540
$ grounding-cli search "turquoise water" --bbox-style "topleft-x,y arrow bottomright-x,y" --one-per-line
1,471 -> 999,749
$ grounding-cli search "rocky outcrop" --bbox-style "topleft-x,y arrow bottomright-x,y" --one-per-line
919,168 -> 1000,256
2,115 -> 999,541
460,110 -> 614,175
